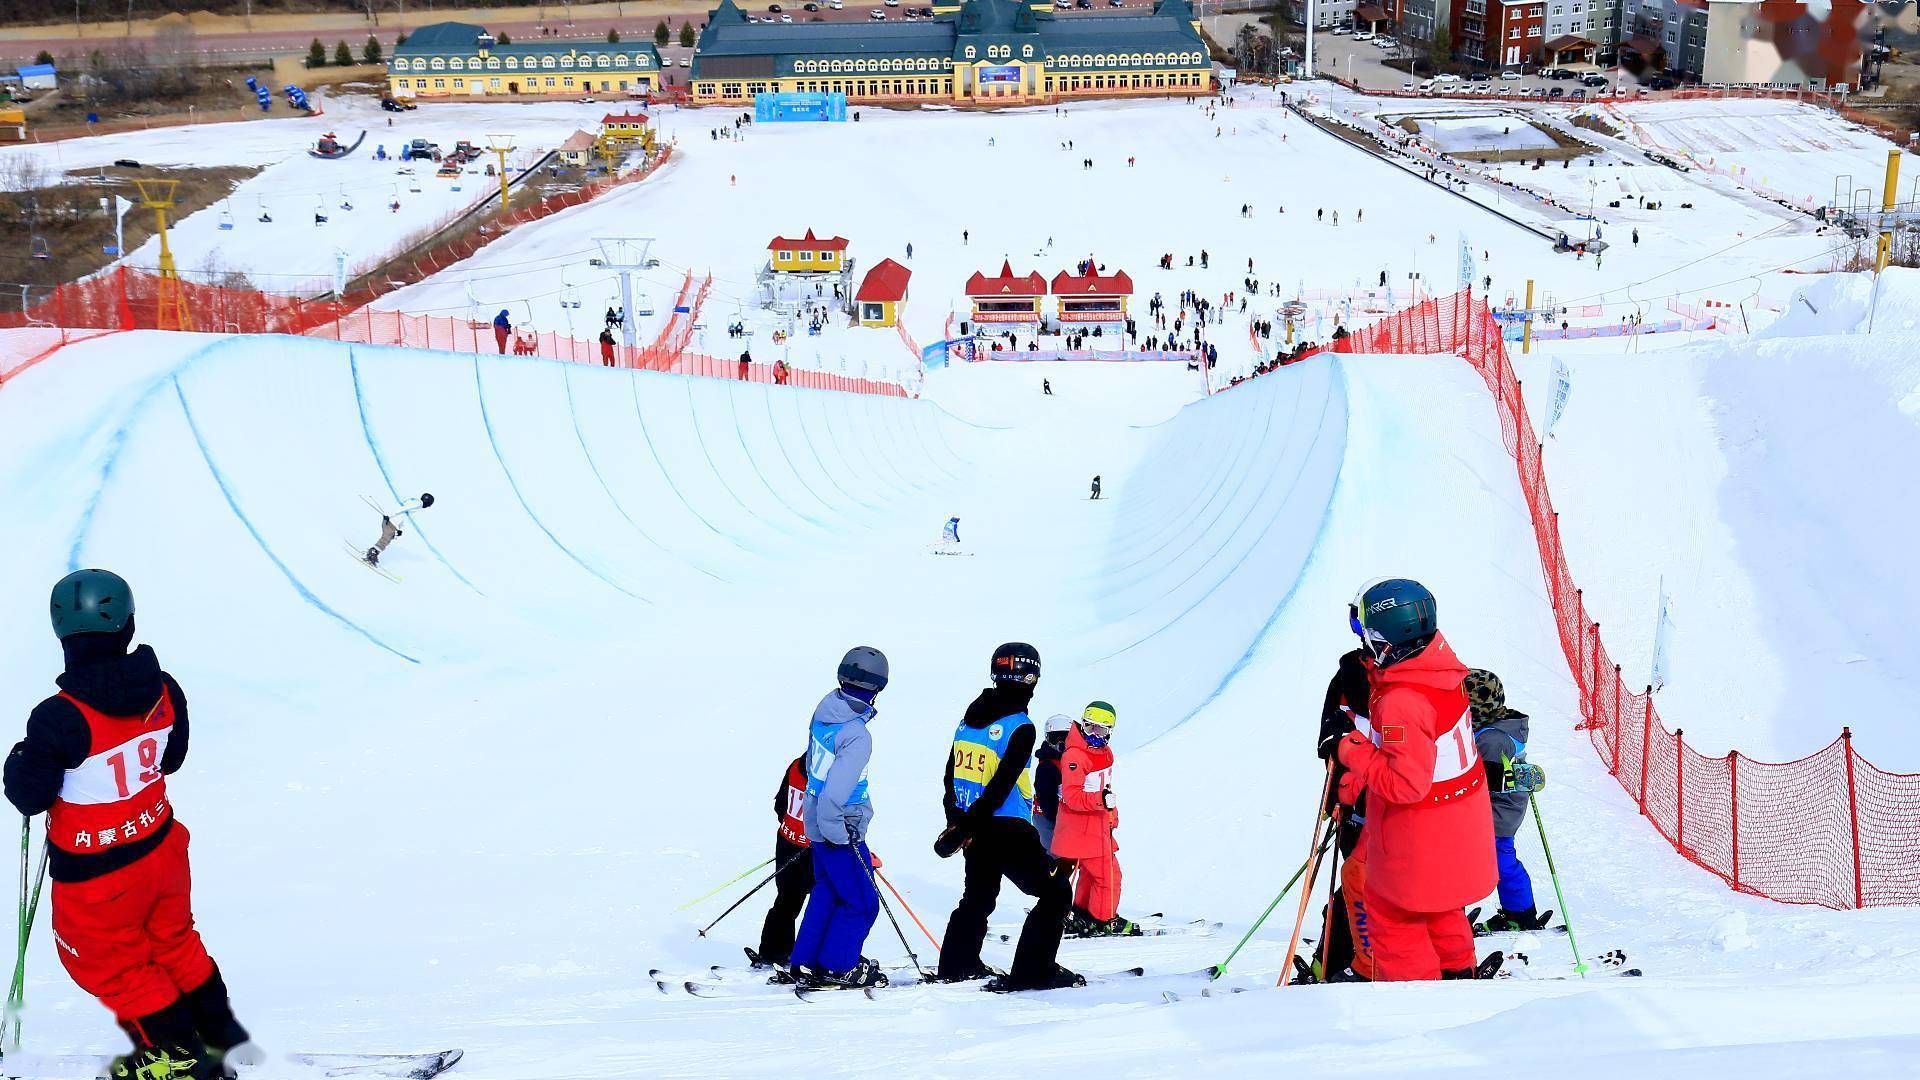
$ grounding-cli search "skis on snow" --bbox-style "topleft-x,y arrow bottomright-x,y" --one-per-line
0,1049 -> 461,1079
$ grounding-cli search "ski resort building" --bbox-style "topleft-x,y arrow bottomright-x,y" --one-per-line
856,259 -> 912,327
387,22 -> 664,100
760,229 -> 855,309
689,0 -> 1212,105
1051,267 -> 1132,324
966,261 -> 1049,324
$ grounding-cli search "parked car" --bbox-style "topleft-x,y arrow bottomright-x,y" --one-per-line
768,3 -> 781,10
1570,88 -> 1587,99
1436,72 -> 1459,83
886,0 -> 902,5
1331,25 -> 1350,35
781,13 -> 794,20
1372,36 -> 1396,49
829,0 -> 845,7
871,7 -> 887,16
1548,86 -> 1565,97
1109,0 -> 1125,6
1495,85 -> 1512,95
1548,67 -> 1577,80
1402,80 -> 1417,92
1646,75 -> 1677,90
1500,70 -> 1521,80
679,56 -> 691,66
1353,31 -> 1374,41
1581,72 -> 1610,87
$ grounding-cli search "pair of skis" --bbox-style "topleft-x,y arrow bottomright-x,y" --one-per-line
0,1050 -> 460,1079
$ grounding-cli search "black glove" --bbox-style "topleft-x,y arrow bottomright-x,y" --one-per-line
933,826 -> 966,859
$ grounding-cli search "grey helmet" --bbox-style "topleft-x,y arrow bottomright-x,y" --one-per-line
50,569 -> 134,639
837,645 -> 889,693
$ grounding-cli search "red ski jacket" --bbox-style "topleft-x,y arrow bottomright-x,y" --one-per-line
1050,727 -> 1118,859
1337,633 -> 1496,912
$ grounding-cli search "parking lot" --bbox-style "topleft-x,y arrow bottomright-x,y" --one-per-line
1309,26 -> 1630,101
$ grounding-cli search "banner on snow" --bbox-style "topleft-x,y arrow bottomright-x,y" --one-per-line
1544,358 -> 1572,439
1650,576 -> 1675,692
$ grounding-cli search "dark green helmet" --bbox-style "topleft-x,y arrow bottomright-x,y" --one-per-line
50,569 -> 134,640
1354,578 -> 1437,666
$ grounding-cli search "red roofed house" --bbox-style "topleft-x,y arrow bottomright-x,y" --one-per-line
761,228 -> 854,309
964,260 -> 1048,325
1051,265 -> 1133,324
599,111 -> 655,152
855,258 -> 911,328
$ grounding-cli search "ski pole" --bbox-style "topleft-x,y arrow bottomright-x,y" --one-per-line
1529,792 -> 1587,976
674,857 -> 776,913
863,849 -> 931,980
1209,823 -> 1334,980
6,820 -> 48,1054
1310,808 -> 1345,983
1278,761 -> 1338,987
873,868 -> 941,954
695,850 -> 805,938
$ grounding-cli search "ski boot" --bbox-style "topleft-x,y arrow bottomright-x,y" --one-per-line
1477,907 -> 1553,933
926,960 -> 997,984
799,957 -> 889,991
1289,955 -> 1322,985
1443,951 -> 1505,980
1061,906 -> 1103,938
364,547 -> 381,566
1093,915 -> 1143,937
105,1044 -> 220,1080
984,963 -> 1085,993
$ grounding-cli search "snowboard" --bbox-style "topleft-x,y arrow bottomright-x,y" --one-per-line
0,1049 -> 461,1079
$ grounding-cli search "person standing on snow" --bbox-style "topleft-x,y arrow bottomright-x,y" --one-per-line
789,647 -> 891,989
599,327 -> 617,367
1032,715 -> 1072,852
492,309 -> 512,354
1464,669 -> 1551,932
933,643 -> 1077,991
1056,701 -> 1137,938
1090,475 -> 1102,500
1302,647 -> 1378,983
754,754 -> 816,969
5,571 -> 258,1080
1333,579 -> 1496,981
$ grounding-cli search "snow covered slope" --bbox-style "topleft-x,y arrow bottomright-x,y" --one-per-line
1,326 -> 1916,1076
1512,269 -> 1920,765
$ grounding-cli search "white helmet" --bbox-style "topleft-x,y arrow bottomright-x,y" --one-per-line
1045,714 -> 1074,734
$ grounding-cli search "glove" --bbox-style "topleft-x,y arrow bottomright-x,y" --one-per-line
1336,766 -> 1364,807
1334,731 -> 1374,769
843,817 -> 864,845
1505,761 -> 1547,793
868,849 -> 884,870
933,826 -> 967,859
1101,787 -> 1115,811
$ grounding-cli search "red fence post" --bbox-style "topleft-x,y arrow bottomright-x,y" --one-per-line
1729,750 -> 1741,892
1638,685 -> 1653,812
1589,616 -> 1601,723
1674,728 -> 1685,851
1611,664 -> 1623,773
1843,727 -> 1863,908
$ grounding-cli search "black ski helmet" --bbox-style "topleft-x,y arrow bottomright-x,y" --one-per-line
50,569 -> 134,640
1354,578 -> 1437,666
837,645 -> 889,693
419,492 -> 435,508
990,642 -> 1041,685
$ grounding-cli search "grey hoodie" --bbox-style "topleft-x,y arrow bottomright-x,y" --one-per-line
1474,710 -> 1531,838
802,689 -> 876,847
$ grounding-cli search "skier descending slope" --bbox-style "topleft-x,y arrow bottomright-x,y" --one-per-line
1333,579 -> 1497,981
790,647 -> 890,990
362,493 -> 435,567
933,643 -> 1078,992
4,571 -> 259,1080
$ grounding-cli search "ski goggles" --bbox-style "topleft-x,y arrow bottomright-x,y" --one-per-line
1079,725 -> 1112,749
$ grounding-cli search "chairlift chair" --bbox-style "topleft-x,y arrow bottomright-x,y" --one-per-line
218,202 -> 235,232
559,268 -> 582,309
30,235 -> 51,260
339,186 -> 354,212
256,195 -> 272,223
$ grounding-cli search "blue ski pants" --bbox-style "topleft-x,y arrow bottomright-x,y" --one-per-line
790,841 -> 879,974
1495,835 -> 1535,913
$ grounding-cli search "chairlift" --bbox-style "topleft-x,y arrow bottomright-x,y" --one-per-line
256,195 -> 273,223
218,201 -> 235,232
339,186 -> 354,212
559,267 -> 582,310
635,291 -> 655,318
313,199 -> 329,227
30,235 -> 51,260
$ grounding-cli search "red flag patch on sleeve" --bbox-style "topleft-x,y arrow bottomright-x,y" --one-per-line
1380,725 -> 1406,745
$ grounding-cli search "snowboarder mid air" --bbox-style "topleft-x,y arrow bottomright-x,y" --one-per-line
5,570 -> 260,1080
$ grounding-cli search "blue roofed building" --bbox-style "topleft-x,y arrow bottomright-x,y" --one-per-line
691,0 -> 1212,104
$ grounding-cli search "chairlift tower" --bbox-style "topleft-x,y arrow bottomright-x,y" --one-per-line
486,134 -> 516,219
591,237 -> 656,351
134,179 -> 191,331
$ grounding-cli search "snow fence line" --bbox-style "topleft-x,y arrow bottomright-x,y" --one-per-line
1331,290 -> 1919,911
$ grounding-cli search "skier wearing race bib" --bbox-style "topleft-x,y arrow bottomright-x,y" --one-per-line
3,571 -> 257,1080
753,755 -> 815,969
1056,701 -> 1136,938
1333,579 -> 1496,982
1464,668 -> 1551,933
933,643 -> 1077,992
789,646 -> 889,990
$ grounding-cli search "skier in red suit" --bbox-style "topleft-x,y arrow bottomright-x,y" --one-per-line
5,571 -> 256,1080
1334,578 -> 1496,982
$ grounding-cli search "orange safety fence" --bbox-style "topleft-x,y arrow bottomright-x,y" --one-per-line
1330,290 -> 1919,910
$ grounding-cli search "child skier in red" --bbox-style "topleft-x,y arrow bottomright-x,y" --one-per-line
4,571 -> 256,1080
1053,702 -> 1137,937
